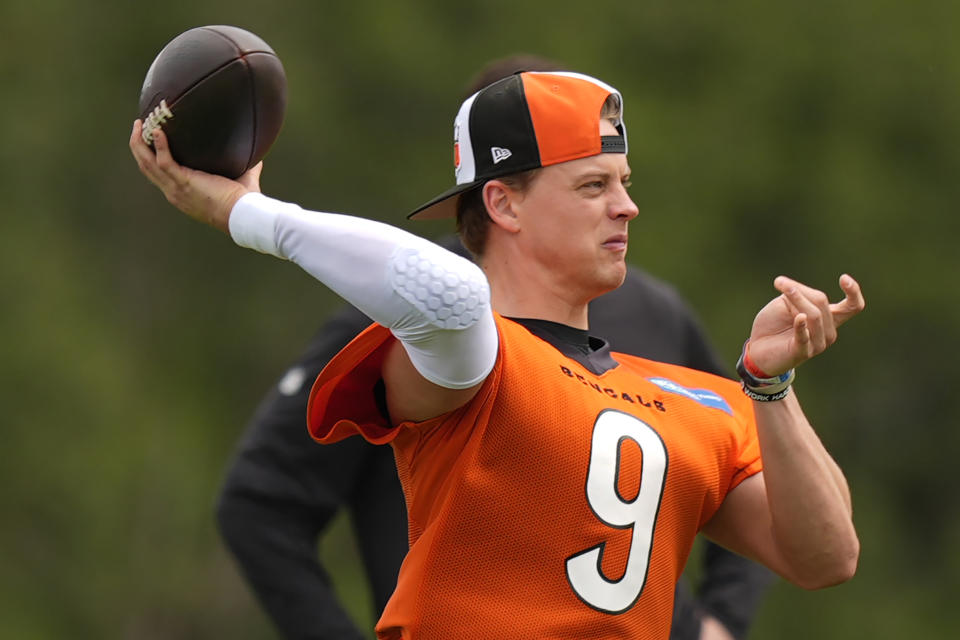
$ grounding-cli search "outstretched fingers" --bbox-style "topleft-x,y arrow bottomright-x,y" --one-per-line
772,274 -> 865,360
749,274 -> 864,374
775,276 -> 832,354
832,274 -> 866,327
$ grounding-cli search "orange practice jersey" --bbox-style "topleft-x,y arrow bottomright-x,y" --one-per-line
308,315 -> 762,639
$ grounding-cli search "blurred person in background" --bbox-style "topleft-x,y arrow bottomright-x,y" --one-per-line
214,56 -> 773,640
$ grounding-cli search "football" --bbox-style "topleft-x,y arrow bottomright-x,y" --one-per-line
137,25 -> 287,179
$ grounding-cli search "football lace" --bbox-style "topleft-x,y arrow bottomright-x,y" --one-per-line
141,100 -> 174,144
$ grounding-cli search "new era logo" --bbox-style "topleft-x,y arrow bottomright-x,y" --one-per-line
491,146 -> 512,164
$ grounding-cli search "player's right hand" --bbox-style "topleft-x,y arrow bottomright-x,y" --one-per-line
129,119 -> 260,233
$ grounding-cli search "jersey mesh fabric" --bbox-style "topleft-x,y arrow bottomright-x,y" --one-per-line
307,315 -> 761,640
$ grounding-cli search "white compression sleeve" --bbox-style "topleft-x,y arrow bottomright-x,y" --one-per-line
228,192 -> 497,389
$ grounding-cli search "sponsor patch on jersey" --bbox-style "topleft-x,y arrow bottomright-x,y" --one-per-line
646,377 -> 733,416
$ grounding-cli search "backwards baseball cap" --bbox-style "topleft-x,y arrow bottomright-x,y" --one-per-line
408,71 -> 627,220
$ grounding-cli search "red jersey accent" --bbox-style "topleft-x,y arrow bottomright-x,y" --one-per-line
308,315 -> 761,640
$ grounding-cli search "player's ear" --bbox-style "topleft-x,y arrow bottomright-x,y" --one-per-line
483,180 -> 521,233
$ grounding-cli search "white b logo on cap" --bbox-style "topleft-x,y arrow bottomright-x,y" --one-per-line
491,147 -> 512,164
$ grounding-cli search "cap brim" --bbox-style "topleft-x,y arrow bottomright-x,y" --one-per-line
407,180 -> 483,220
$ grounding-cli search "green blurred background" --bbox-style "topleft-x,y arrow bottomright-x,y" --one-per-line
2,0 -> 958,637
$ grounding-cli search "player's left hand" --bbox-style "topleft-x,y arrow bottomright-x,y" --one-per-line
129,119 -> 261,233
746,274 -> 865,376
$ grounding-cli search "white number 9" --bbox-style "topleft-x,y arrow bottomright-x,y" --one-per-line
565,410 -> 668,613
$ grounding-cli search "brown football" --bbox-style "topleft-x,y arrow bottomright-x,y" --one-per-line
138,25 -> 287,178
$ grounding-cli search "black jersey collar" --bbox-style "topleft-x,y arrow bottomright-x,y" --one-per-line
508,317 -> 619,376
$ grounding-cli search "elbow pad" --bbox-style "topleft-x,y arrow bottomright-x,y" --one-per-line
386,245 -> 497,389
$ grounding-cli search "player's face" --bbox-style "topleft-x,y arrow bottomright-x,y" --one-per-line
511,119 -> 639,299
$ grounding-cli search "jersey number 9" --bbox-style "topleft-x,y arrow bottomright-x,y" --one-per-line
565,410 -> 668,613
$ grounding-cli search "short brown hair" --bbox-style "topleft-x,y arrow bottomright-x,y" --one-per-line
456,169 -> 540,258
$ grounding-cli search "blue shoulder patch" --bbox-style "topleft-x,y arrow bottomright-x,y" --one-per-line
647,377 -> 733,416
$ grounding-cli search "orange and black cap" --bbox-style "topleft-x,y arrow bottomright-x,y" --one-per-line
408,71 -> 627,220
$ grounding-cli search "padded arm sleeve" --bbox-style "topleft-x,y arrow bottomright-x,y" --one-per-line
228,192 -> 497,389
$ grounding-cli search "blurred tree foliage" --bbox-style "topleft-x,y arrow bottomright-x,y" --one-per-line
2,0 -> 958,637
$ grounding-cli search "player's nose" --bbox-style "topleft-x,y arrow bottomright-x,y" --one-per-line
609,182 -> 639,221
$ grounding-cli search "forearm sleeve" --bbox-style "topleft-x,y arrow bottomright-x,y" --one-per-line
228,192 -> 497,389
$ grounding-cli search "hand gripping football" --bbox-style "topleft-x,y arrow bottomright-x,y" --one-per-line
137,25 -> 287,178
